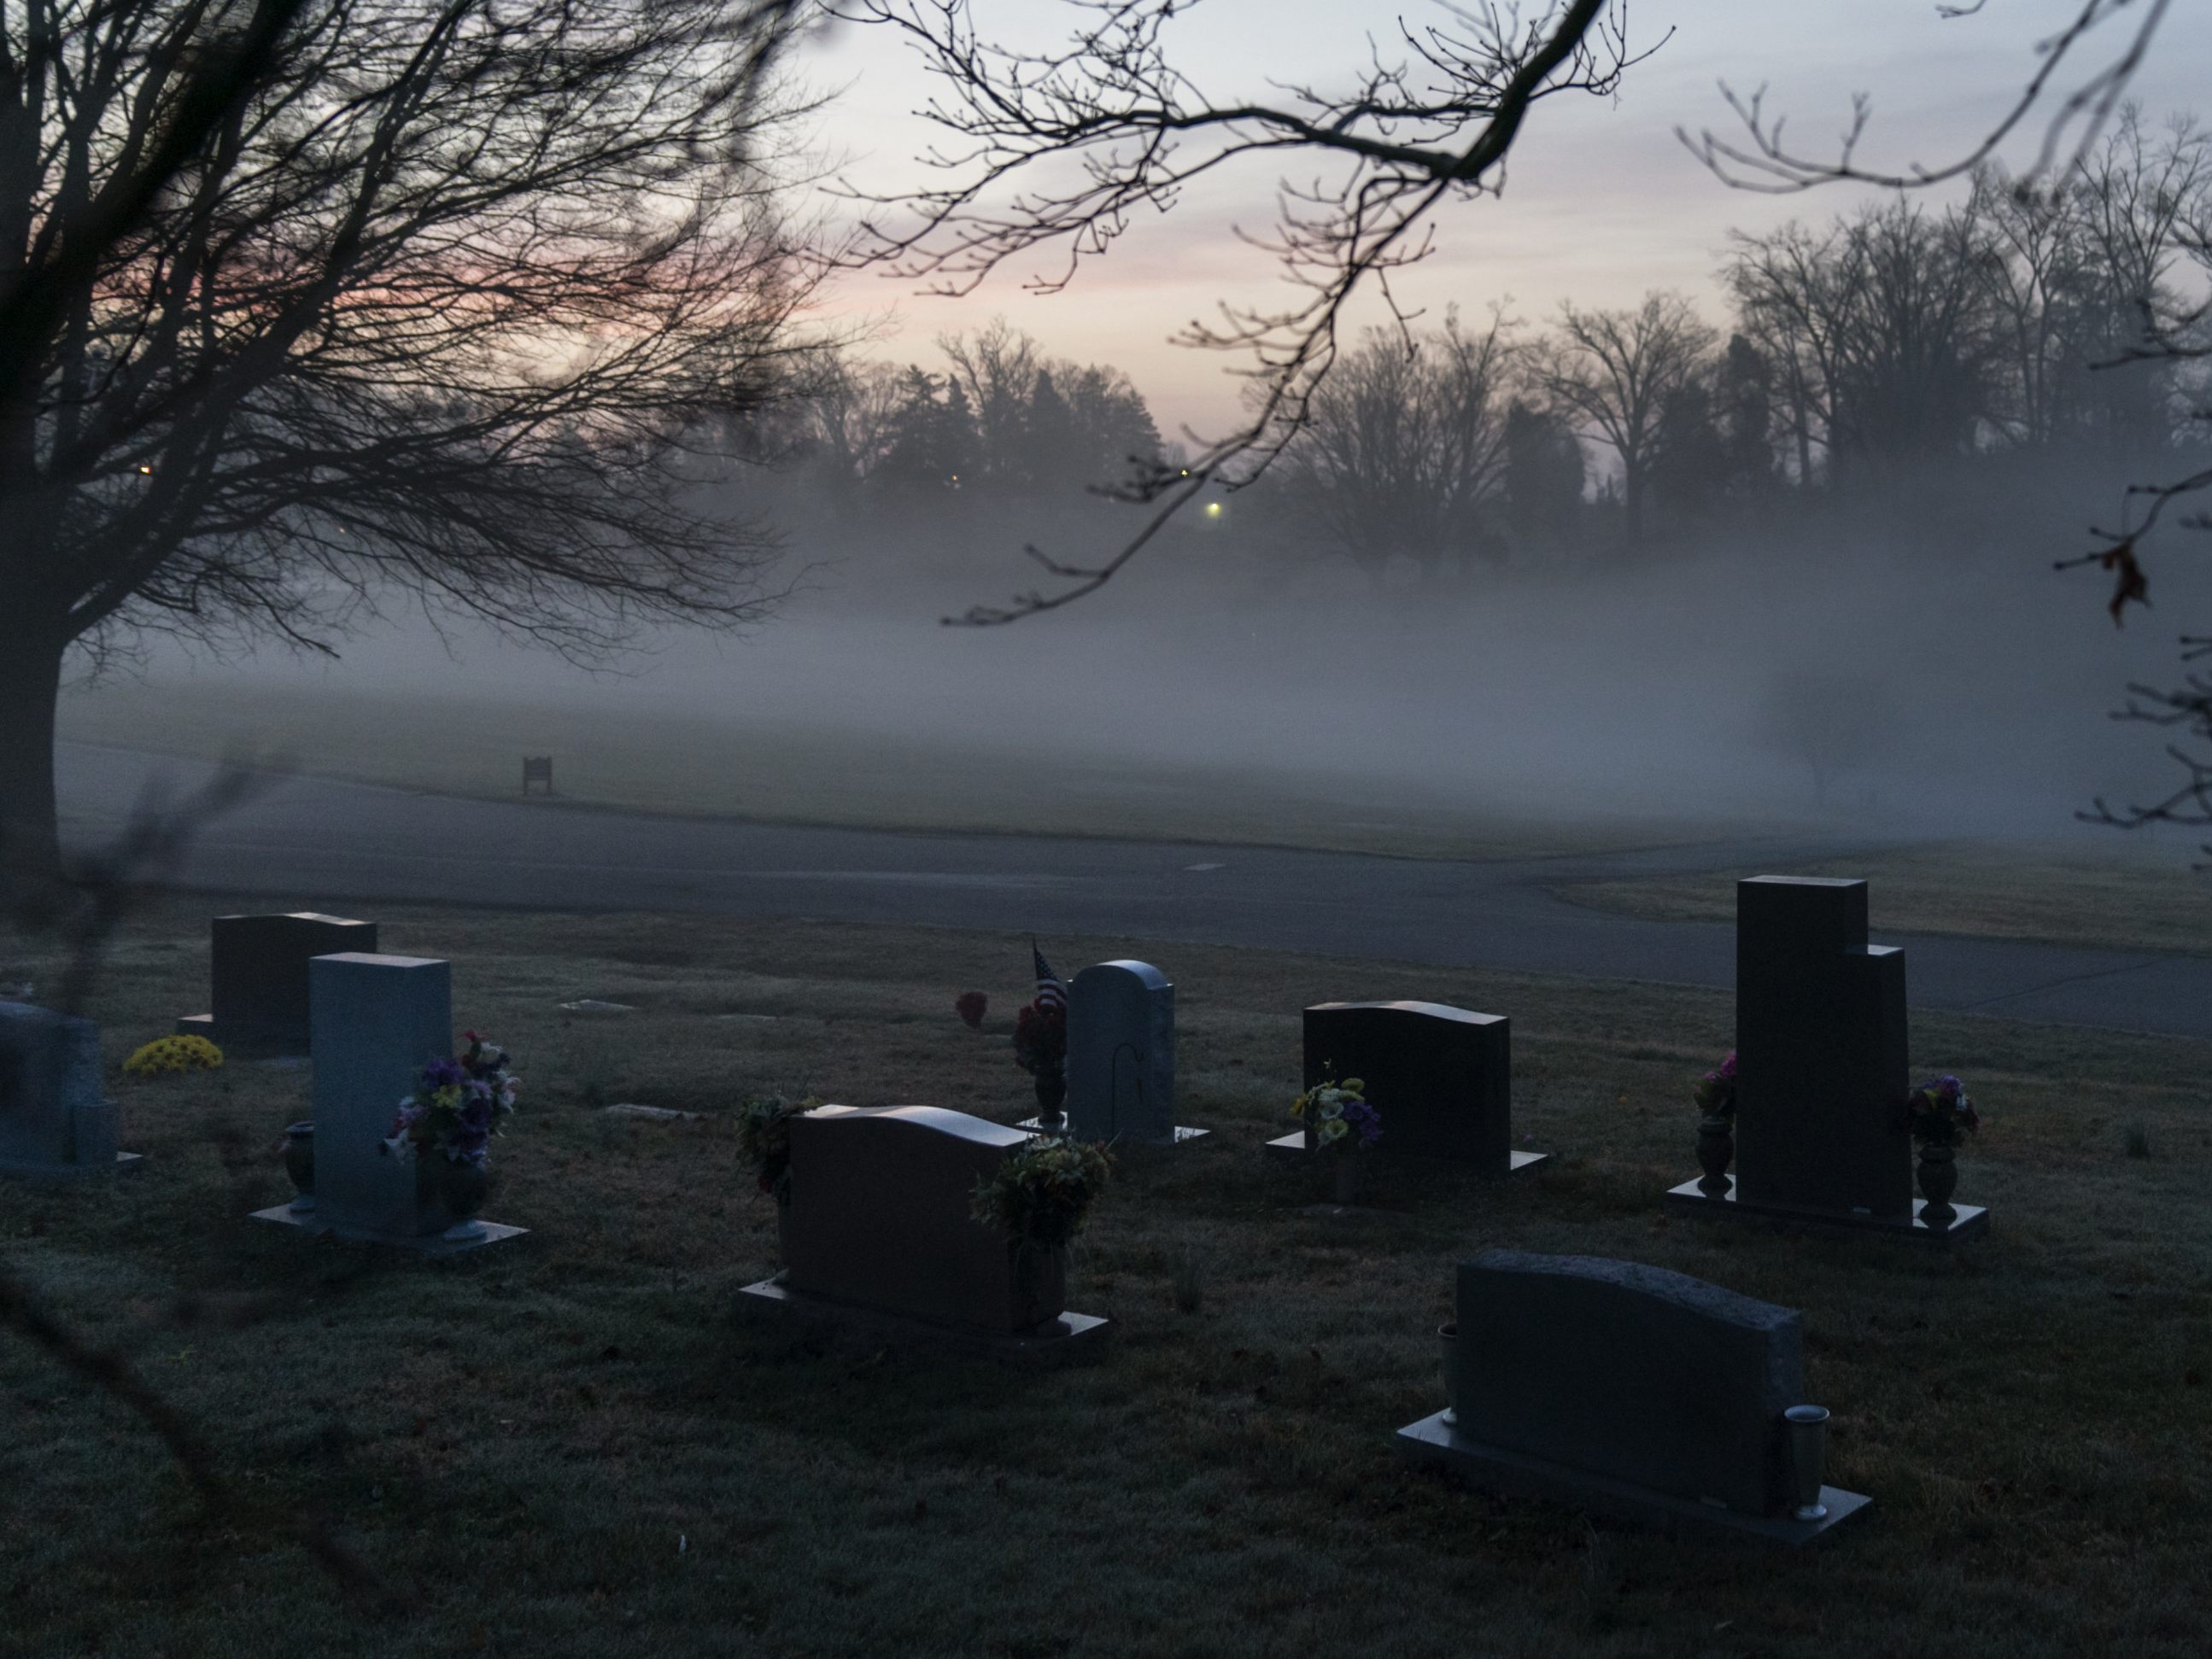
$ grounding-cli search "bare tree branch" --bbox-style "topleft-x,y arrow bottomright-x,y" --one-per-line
1679,0 -> 2174,196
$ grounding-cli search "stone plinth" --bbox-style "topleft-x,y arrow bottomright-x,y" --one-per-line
1265,1000 -> 1542,1175
178,912 -> 377,1054
1395,1250 -> 1869,1543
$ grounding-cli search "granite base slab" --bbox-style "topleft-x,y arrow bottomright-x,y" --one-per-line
1664,1177 -> 1988,1245
175,1013 -> 307,1058
249,1204 -> 528,1255
736,1278 -> 1111,1369
1017,1121 -> 1209,1145
0,1151 -> 143,1183
1265,1131 -> 1547,1176
1395,1411 -> 1871,1545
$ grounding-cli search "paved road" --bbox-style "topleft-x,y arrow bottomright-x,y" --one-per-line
56,742 -> 2212,1043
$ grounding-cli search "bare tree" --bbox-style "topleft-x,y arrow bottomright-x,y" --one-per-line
1273,308 -> 1519,584
0,0 -> 822,897
1533,291 -> 1715,547
828,0 -> 1655,620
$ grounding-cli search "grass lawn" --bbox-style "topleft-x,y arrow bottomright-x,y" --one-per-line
3,899 -> 2209,1656
1556,839 -> 2212,958
56,677 -> 1739,861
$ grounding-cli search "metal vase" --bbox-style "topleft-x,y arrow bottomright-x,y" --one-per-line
1033,1066 -> 1068,1133
1437,1323 -> 1463,1428
1916,1142 -> 1959,1229
282,1121 -> 315,1212
1784,1405 -> 1830,1522
1694,1116 -> 1734,1197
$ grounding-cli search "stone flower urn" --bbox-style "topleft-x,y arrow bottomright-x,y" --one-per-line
1330,1155 -> 1362,1206
1437,1322 -> 1465,1429
1007,1238 -> 1068,1331
1916,1142 -> 1959,1229
1694,1115 -> 1735,1197
1032,1066 -> 1068,1132
282,1122 -> 315,1212
414,1154 -> 493,1239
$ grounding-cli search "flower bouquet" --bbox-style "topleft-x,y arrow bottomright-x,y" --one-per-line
1905,1074 -> 1981,1146
738,1092 -> 819,1201
1905,1073 -> 1981,1229
972,1135 -> 1114,1249
1292,1072 -> 1380,1156
971,1136 -> 1114,1329
1694,1050 -> 1737,1120
382,1032 -> 520,1165
1692,1049 -> 1737,1196
1013,1001 -> 1066,1075
379,1032 -> 519,1237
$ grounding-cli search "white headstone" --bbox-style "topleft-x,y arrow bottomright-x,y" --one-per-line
1067,960 -> 1178,1145
0,1000 -> 125,1180
307,953 -> 452,1237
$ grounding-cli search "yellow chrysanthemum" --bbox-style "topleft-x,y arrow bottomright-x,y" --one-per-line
123,1035 -> 225,1075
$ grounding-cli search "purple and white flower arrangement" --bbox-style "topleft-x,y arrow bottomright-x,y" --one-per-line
1905,1074 -> 1981,1146
1694,1051 -> 1737,1120
1293,1072 -> 1381,1154
383,1032 -> 520,1165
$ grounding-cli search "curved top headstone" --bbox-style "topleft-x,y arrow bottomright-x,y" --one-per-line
1454,1250 -> 1803,1516
1308,999 -> 1498,1027
0,1000 -> 108,1171
784,1101 -> 1059,1331
1067,960 -> 1175,1144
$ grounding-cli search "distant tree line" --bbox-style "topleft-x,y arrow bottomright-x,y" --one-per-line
794,105 -> 2212,587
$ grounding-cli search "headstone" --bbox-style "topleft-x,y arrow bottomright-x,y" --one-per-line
250,953 -> 524,1250
739,1105 -> 1109,1363
178,912 -> 377,1053
0,1001 -> 136,1180
1396,1250 -> 1870,1543
1666,877 -> 1984,1240
1067,961 -> 1201,1145
1267,1001 -> 1541,1173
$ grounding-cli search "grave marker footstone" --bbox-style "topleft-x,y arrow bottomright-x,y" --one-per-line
1064,961 -> 1204,1145
737,1104 -> 1109,1364
1665,877 -> 1986,1241
178,912 -> 377,1054
0,1001 -> 138,1181
1396,1250 -> 1870,1543
1265,1001 -> 1542,1174
250,953 -> 524,1252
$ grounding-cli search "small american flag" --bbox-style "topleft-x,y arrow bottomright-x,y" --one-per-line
1033,943 -> 1067,1012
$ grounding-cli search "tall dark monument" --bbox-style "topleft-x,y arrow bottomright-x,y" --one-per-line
1666,876 -> 1986,1242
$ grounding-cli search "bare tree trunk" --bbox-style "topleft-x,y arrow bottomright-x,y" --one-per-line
0,623 -> 67,900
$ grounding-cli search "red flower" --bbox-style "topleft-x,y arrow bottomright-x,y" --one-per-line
955,991 -> 988,1031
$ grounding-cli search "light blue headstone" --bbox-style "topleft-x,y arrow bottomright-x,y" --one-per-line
309,954 -> 451,1237
1066,960 -> 1175,1145
0,1000 -> 120,1178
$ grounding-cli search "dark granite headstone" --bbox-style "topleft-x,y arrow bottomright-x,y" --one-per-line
178,912 -> 377,1052
0,1000 -> 132,1180
781,1105 -> 1056,1333
1735,878 -> 1911,1218
1279,1001 -> 1538,1172
1396,1251 -> 1869,1541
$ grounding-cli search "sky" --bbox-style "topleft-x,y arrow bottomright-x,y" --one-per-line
799,0 -> 2212,443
